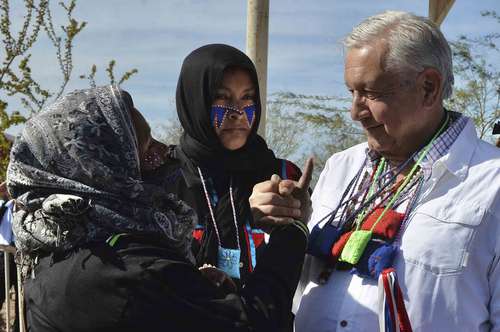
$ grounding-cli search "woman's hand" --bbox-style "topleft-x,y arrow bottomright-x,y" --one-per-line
199,264 -> 237,293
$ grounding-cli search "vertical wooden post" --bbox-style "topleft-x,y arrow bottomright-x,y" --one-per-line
4,252 -> 11,332
429,0 -> 455,26
17,264 -> 25,332
246,0 -> 269,138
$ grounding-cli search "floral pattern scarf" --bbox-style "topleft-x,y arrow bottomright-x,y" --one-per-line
7,85 -> 196,272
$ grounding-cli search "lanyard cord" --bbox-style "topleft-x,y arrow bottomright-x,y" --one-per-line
333,155 -> 415,230
228,178 -> 241,249
354,158 -> 386,229
365,113 -> 450,232
316,159 -> 366,227
321,112 -> 450,232
319,154 -> 407,228
197,167 -> 240,250
394,175 -> 425,244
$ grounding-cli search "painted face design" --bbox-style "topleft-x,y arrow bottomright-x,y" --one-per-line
210,104 -> 256,129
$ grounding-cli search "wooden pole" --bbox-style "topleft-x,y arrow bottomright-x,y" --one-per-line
429,0 -> 455,26
246,0 -> 269,138
4,252 -> 11,332
17,264 -> 25,332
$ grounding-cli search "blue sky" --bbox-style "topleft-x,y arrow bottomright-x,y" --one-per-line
5,0 -> 500,134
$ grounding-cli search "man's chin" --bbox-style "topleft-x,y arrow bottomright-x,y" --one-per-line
367,136 -> 396,155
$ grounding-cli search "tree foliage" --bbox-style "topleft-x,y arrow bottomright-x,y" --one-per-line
267,92 -> 364,184
79,60 -> 138,89
447,10 -> 500,142
265,97 -> 302,159
270,92 -> 363,155
1,0 -> 85,115
0,0 -> 137,180
155,117 -> 184,146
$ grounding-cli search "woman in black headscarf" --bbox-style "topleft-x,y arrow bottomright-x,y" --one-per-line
145,44 -> 303,284
8,85 -> 308,331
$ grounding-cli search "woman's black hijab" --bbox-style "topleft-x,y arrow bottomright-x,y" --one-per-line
176,43 -> 276,175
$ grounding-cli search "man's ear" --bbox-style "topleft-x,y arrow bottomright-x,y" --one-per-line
418,68 -> 443,108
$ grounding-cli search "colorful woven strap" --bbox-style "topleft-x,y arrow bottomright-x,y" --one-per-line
378,268 -> 412,332
106,233 -> 127,247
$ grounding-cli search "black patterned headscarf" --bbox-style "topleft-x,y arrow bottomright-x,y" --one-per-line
7,85 -> 196,264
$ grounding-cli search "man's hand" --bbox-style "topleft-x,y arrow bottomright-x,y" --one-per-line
249,158 -> 314,231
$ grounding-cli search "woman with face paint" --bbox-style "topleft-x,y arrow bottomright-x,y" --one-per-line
144,44 -> 303,286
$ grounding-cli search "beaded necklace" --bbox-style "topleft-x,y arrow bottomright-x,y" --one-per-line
197,167 -> 242,279
307,156 -> 412,259
339,155 -> 416,230
353,158 -> 386,229
339,114 -> 450,265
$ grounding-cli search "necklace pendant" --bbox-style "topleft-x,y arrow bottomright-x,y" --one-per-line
217,246 -> 241,279
339,230 -> 372,265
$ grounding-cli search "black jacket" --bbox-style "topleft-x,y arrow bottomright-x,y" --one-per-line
25,222 -> 308,332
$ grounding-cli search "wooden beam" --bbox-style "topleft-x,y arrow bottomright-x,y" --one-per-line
246,0 -> 269,138
429,0 -> 455,26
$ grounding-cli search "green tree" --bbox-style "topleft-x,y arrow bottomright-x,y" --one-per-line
268,92 -> 364,184
155,118 -> 184,146
447,10 -> 500,143
0,0 -> 138,180
265,97 -> 302,159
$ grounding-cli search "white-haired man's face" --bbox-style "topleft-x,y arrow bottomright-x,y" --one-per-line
344,41 -> 443,162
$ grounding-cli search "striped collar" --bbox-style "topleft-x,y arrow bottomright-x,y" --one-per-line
365,111 -> 467,179
418,111 -> 467,178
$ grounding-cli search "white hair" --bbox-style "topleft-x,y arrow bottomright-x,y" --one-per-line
344,11 -> 454,99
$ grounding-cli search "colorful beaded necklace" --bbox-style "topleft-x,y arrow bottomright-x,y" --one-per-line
197,167 -> 242,279
340,114 -> 450,264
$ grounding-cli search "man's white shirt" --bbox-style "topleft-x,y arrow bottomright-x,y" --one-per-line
294,119 -> 500,332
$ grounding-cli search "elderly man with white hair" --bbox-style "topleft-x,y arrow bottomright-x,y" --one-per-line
250,10 -> 500,332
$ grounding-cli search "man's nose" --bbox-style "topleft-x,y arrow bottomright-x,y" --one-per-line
350,91 -> 370,121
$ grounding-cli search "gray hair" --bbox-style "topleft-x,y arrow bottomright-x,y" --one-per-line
344,11 -> 454,99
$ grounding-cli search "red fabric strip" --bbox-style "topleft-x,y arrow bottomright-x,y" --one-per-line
394,278 -> 413,332
382,269 -> 397,332
243,226 -> 253,273
192,229 -> 204,243
251,232 -> 265,248
285,160 -> 300,181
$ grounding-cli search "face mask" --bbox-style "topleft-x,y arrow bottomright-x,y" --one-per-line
210,104 -> 256,129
